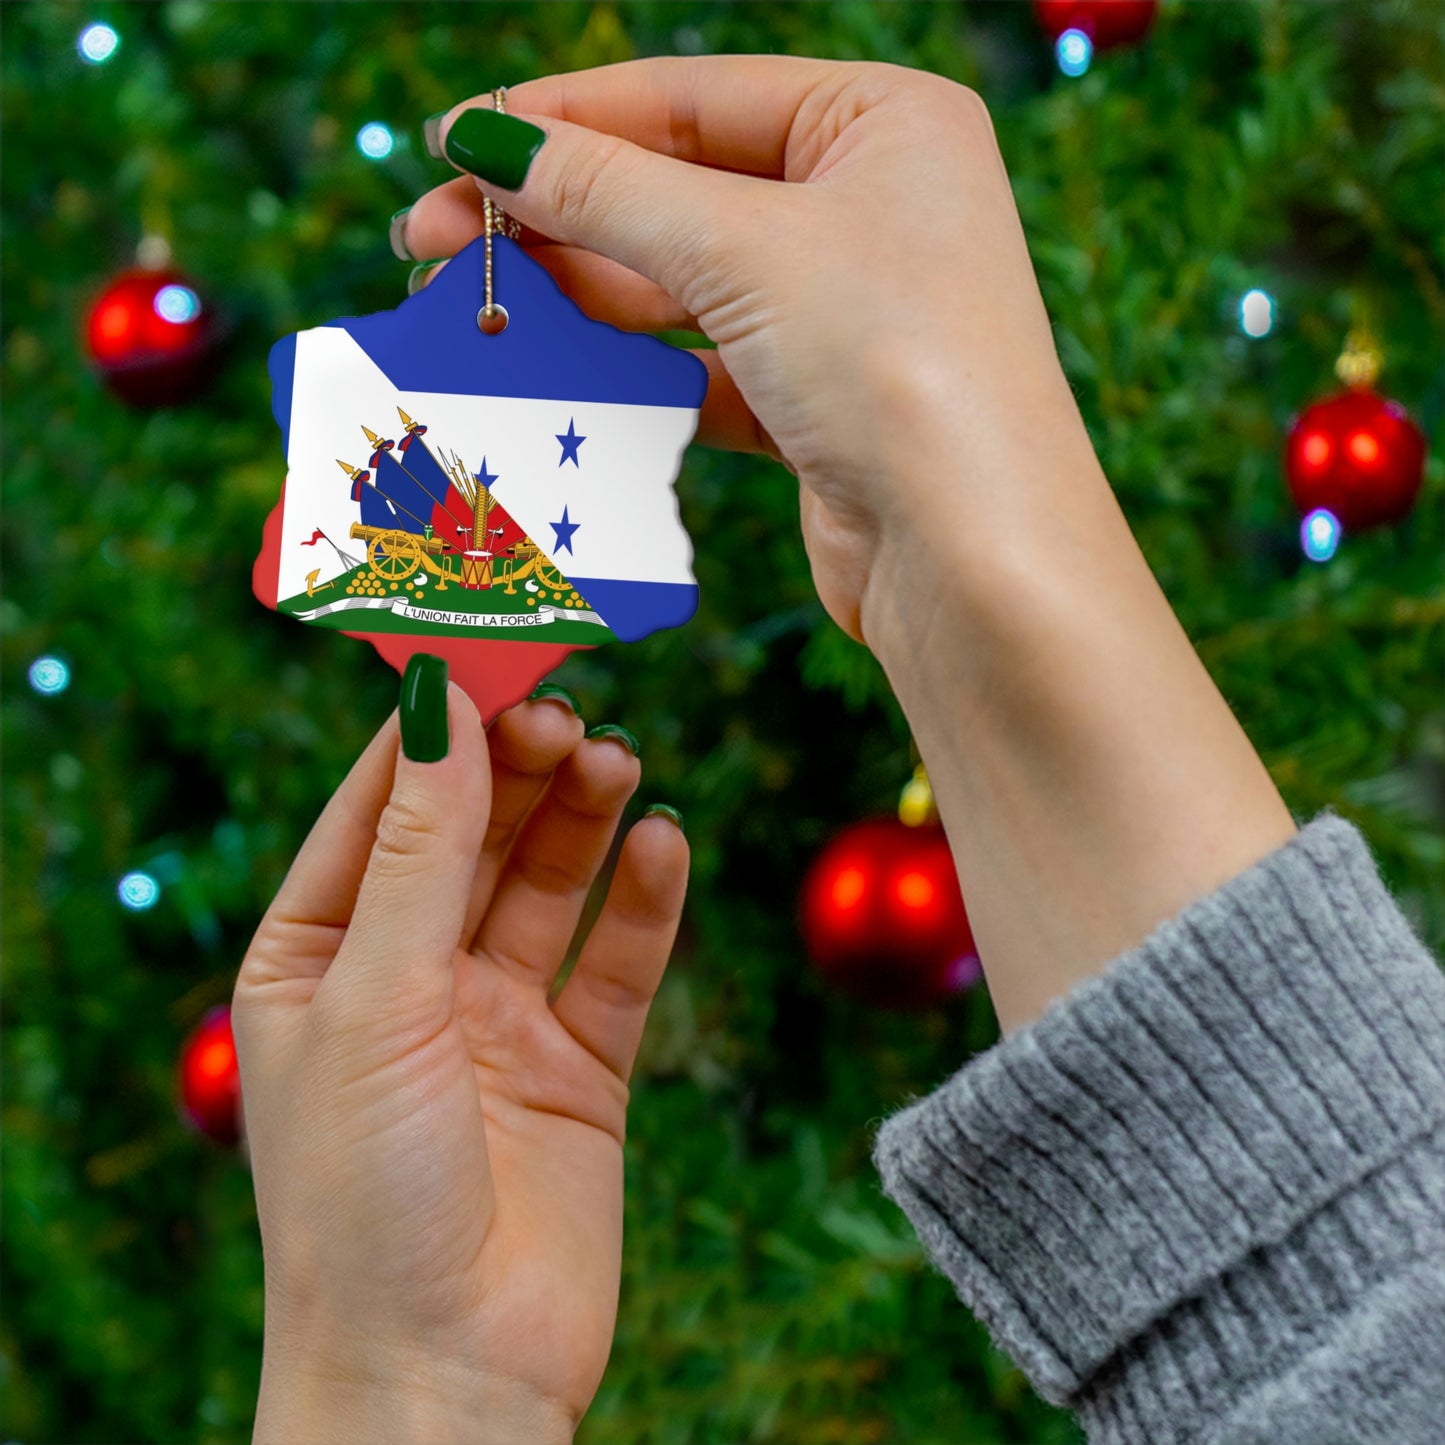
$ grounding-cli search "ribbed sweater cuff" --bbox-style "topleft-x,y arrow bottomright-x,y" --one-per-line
871,812 -> 1445,1409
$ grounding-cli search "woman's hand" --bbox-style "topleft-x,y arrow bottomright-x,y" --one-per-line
404,60 -> 1295,1034
402,56 -> 1095,648
233,676 -> 687,1443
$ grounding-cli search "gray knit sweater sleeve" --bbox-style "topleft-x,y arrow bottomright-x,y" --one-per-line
871,812 -> 1445,1444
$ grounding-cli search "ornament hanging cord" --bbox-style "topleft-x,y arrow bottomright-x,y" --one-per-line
479,87 -> 521,335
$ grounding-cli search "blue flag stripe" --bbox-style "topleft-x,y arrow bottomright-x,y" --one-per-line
331,236 -> 709,409
566,578 -> 698,643
269,333 -> 298,460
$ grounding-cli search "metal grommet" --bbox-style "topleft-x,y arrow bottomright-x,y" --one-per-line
477,303 -> 509,336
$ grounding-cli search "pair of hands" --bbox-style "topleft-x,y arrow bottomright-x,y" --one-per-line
238,53 -> 1092,1440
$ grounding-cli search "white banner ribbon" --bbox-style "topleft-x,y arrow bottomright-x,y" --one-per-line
291,595 -> 607,628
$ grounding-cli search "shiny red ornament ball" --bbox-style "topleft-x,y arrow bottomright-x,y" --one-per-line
800,818 -> 980,1010
85,267 -> 218,406
1034,0 -> 1158,49
178,1005 -> 242,1147
1284,389 -> 1427,533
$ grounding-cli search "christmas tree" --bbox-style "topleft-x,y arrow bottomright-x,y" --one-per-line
3,3 -> 1439,1442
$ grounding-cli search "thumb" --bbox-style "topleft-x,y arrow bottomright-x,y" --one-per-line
438,104 -> 760,316
330,657 -> 489,1021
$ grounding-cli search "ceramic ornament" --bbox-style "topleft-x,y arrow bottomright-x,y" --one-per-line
255,233 -> 708,718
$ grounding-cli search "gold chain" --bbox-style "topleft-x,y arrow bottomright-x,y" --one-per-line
481,86 -> 521,322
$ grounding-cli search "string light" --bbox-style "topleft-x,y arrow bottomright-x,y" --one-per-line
945,952 -> 983,992
78,22 -> 120,64
356,122 -> 395,160
153,284 -> 201,324
1057,28 -> 1093,77
1301,508 -> 1341,563
1239,288 -> 1275,338
28,656 -> 71,695
118,871 -> 161,910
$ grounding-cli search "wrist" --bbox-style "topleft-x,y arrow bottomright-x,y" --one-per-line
858,430 -> 1294,1032
857,376 -> 1117,671
854,331 -> 1109,647
254,1338 -> 575,1445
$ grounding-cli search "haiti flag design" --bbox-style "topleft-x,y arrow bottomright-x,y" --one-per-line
255,233 -> 708,718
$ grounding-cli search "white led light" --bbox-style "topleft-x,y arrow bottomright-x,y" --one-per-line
154,284 -> 201,324
78,22 -> 120,64
357,122 -> 395,160
118,871 -> 161,910
1301,508 -> 1341,563
1057,28 -> 1093,77
29,656 -> 71,694
1240,288 -> 1275,338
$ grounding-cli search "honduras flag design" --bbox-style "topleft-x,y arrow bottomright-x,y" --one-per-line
264,233 -> 708,644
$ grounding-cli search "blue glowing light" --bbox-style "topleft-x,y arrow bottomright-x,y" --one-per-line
356,122 -> 395,160
1301,508 -> 1341,563
1240,288 -> 1275,338
118,871 -> 161,910
28,656 -> 71,695
1057,28 -> 1093,77
78,22 -> 120,64
154,284 -> 201,324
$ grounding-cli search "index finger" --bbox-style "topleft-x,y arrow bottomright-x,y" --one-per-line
238,714 -> 400,990
498,54 -> 852,180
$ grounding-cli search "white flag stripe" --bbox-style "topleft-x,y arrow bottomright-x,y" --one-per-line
279,327 -> 420,601
399,384 -> 698,586
280,327 -> 698,604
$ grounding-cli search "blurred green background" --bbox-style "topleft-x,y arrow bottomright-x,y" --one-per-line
3,2 -> 1441,1442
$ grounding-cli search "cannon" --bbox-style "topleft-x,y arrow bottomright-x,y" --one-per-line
497,537 -> 569,594
348,523 -> 445,582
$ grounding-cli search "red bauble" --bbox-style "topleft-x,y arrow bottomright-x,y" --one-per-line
1034,0 -> 1158,49
178,1006 -> 242,1146
800,818 -> 980,1010
85,267 -> 218,406
1284,389 -> 1427,532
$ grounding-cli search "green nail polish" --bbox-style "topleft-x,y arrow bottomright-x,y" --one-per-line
644,803 -> 684,833
527,682 -> 581,716
400,654 -> 449,762
423,111 -> 446,160
585,723 -> 639,757
443,107 -> 546,191
389,206 -> 413,262
407,259 -> 446,296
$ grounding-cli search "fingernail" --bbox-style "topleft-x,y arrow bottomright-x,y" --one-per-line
408,259 -> 447,296
389,206 -> 413,261
585,723 -> 639,757
443,107 -> 546,191
527,682 -> 581,716
423,111 -> 446,160
400,654 -> 449,762
644,803 -> 684,833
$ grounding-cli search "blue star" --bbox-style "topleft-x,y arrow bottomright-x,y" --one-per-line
556,418 -> 586,468
474,456 -> 498,492
550,506 -> 580,555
